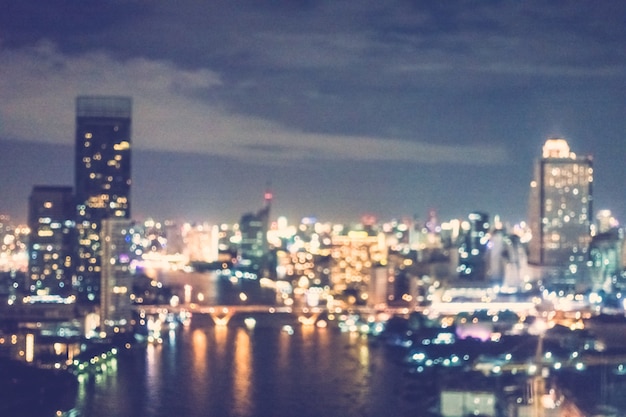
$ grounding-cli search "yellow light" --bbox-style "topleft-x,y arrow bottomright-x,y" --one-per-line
113,286 -> 128,294
26,334 -> 34,362
114,141 -> 130,151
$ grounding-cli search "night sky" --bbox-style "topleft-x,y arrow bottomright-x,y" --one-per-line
1,1 -> 625,225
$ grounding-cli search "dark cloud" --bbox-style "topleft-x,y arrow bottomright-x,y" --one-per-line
1,1 -> 625,223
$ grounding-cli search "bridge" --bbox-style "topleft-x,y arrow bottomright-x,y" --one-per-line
133,297 -> 542,328
133,303 -> 415,328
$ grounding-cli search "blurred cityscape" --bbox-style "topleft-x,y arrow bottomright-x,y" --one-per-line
2,96 -> 626,417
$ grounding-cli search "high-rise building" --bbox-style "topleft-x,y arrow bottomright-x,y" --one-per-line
527,138 -> 593,284
330,229 -> 387,302
184,223 -> 219,263
27,186 -> 75,299
237,191 -> 272,276
100,219 -> 135,334
457,212 -> 490,280
74,96 -> 132,303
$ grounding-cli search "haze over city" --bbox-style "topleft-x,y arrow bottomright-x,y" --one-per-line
1,1 -> 626,224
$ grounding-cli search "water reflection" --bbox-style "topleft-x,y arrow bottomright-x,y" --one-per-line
358,342 -> 370,368
213,324 -> 228,360
191,329 -> 208,380
67,315 -> 414,417
72,354 -> 122,416
233,328 -> 252,416
277,324 -> 291,373
145,343 -> 162,415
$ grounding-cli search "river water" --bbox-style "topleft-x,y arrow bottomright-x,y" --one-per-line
68,313 -> 436,417
26,270 -> 626,416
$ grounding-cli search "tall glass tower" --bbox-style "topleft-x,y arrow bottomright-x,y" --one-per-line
74,96 -> 132,303
528,138 -> 593,283
27,186 -> 75,299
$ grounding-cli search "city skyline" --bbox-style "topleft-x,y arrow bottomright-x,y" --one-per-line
1,2 -> 626,224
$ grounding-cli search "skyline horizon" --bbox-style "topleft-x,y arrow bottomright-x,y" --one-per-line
1,134 -> 623,228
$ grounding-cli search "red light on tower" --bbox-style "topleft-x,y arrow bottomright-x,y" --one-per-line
264,181 -> 273,207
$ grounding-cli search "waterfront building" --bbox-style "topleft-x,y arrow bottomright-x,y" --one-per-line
237,191 -> 272,277
0,331 -> 35,363
164,220 -> 185,256
0,216 -> 29,274
27,186 -> 75,298
330,229 -> 387,303
184,223 -> 219,263
527,138 -> 593,289
74,96 -> 132,303
369,264 -> 392,308
100,219 -> 135,335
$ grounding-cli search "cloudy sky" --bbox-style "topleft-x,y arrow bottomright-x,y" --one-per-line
1,1 -> 625,225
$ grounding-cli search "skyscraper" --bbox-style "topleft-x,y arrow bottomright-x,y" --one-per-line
457,211 -> 490,280
237,191 -> 272,277
100,219 -> 135,334
528,138 -> 593,285
74,96 -> 132,303
27,186 -> 75,299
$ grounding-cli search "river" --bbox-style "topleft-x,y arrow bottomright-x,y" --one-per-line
68,313 -> 437,417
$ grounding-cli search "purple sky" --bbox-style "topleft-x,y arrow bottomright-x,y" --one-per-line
1,1 -> 625,225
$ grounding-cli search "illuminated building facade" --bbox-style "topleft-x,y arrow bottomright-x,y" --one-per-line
184,223 -> 219,263
74,96 -> 132,303
369,265 -> 392,308
528,138 -> 593,281
27,186 -> 75,298
237,191 -> 272,276
457,212 -> 490,280
330,230 -> 387,304
589,228 -> 623,291
100,219 -> 135,334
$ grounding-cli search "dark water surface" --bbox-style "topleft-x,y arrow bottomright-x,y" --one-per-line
69,314 -> 435,417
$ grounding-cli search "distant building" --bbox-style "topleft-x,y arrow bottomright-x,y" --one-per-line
237,191 -> 272,276
27,186 -> 75,298
331,229 -> 387,302
595,209 -> 619,235
486,231 -> 531,291
369,265 -> 392,308
527,138 -> 593,288
184,223 -> 219,263
164,220 -> 185,256
100,219 -> 135,335
440,390 -> 496,417
589,228 -> 623,292
74,96 -> 132,303
457,212 -> 490,280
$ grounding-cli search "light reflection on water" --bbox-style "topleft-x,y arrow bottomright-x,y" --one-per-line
58,273 -> 438,417
145,343 -> 161,414
67,316 -> 433,417
233,328 -> 252,417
